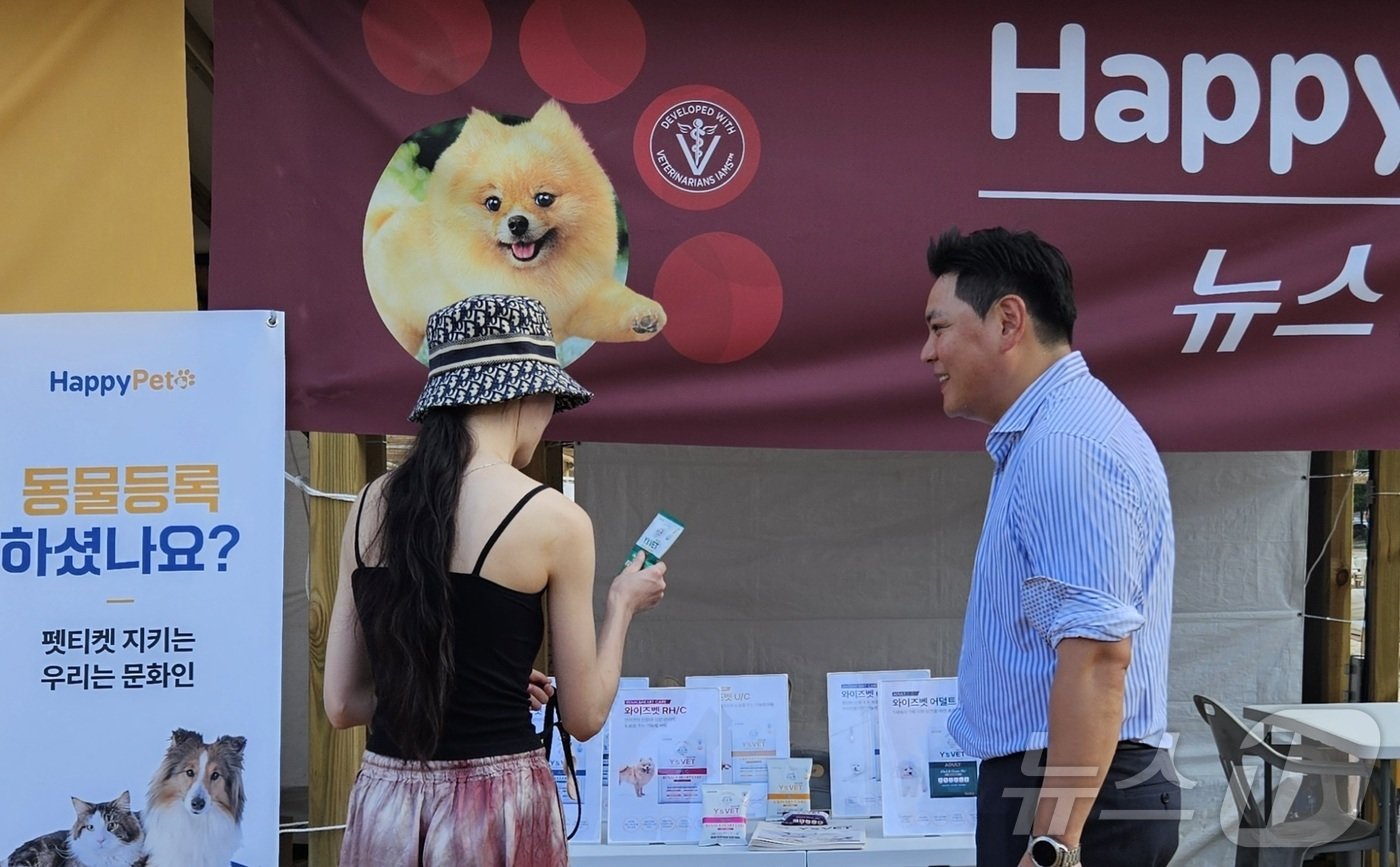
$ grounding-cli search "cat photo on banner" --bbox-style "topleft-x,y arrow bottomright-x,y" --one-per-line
4,729 -> 249,867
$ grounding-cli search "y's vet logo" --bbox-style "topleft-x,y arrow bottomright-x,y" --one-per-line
634,84 -> 761,211
50,368 -> 197,397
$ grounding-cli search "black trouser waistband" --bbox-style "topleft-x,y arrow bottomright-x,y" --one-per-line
983,739 -> 1158,767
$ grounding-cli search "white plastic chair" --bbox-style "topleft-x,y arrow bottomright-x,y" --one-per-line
1194,694 -> 1382,867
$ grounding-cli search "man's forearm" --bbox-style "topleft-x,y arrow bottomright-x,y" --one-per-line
1033,637 -> 1131,846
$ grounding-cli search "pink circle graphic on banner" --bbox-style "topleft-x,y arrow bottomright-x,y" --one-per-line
519,0 -> 645,104
655,233 -> 782,364
362,0 -> 492,95
634,85 -> 760,210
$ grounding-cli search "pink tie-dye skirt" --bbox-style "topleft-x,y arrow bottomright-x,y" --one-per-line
340,748 -> 568,866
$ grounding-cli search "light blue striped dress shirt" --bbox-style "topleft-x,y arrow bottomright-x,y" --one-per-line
948,352 -> 1174,760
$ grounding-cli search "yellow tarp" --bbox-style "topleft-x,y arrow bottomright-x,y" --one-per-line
0,0 -> 194,312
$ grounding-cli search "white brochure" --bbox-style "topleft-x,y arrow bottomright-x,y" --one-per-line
877,677 -> 977,837
826,669 -> 931,817
685,673 -> 790,818
606,686 -> 723,843
530,678 -> 605,843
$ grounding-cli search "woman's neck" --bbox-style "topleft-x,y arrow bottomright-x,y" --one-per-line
465,406 -> 528,468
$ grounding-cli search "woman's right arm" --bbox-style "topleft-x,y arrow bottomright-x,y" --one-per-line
323,485 -> 379,729
546,501 -> 665,740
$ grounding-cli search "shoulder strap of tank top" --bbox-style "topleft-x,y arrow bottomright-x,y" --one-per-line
471,484 -> 550,576
352,488 -> 370,569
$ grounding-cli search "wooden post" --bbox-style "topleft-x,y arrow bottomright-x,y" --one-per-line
1363,450 -> 1398,702
1363,451 -> 1398,867
1302,452 -> 1355,703
307,433 -> 382,867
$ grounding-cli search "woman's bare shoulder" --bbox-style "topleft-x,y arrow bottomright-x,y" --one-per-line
348,473 -> 393,565
359,473 -> 391,509
529,486 -> 591,534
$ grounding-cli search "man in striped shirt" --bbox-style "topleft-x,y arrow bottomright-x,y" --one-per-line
921,227 -> 1178,867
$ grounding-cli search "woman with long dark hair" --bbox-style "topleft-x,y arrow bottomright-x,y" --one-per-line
324,294 -> 666,866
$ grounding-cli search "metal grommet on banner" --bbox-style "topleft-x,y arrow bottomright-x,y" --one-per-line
267,311 -> 280,328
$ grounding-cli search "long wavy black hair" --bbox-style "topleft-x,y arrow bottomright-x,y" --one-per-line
356,406 -> 474,759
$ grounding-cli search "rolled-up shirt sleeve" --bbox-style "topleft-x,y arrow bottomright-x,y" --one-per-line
1023,575 -> 1145,646
1013,433 -> 1148,647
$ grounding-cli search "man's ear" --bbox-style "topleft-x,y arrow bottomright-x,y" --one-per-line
993,294 -> 1029,350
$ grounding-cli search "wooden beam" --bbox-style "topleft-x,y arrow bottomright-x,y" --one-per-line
1302,451 -> 1355,703
1363,450 -> 1399,702
307,434 -> 381,867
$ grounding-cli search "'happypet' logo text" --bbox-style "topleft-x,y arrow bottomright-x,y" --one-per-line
50,368 -> 197,398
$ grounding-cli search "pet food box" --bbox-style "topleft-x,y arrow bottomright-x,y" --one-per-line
685,673 -> 791,819
877,677 -> 977,837
606,686 -> 723,843
826,669 -> 931,818
530,677 -> 606,843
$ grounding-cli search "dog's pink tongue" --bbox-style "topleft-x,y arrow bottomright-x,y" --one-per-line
512,241 -> 536,259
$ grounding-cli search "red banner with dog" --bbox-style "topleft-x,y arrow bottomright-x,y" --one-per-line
212,0 -> 1400,451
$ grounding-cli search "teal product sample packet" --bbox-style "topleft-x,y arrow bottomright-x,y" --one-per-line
627,511 -> 685,567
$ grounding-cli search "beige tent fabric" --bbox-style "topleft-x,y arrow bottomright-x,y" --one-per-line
0,0 -> 194,313
578,445 -> 1308,866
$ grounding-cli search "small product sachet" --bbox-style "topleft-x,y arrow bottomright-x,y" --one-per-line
699,784 -> 751,846
765,757 -> 814,820
626,511 -> 685,568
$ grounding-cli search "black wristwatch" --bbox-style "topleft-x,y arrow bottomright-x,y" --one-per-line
1028,835 -> 1081,866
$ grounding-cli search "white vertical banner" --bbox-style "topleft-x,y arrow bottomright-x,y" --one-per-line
0,311 -> 285,867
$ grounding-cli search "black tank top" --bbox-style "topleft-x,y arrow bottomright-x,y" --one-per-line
351,485 -> 549,760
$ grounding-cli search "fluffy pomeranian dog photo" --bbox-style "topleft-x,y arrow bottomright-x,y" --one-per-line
615,757 -> 655,798
141,729 -> 245,867
363,100 -> 666,362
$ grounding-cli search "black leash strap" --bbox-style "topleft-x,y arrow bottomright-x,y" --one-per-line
541,690 -> 582,840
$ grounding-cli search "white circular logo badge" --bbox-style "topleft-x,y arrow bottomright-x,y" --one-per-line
634,85 -> 760,210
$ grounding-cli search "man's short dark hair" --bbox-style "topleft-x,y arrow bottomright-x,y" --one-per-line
926,226 -> 1077,345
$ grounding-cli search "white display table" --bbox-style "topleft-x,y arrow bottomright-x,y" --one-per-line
806,821 -> 975,866
569,820 -> 976,866
569,841 -> 805,865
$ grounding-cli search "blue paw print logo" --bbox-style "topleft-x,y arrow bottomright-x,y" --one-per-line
174,369 -> 197,389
